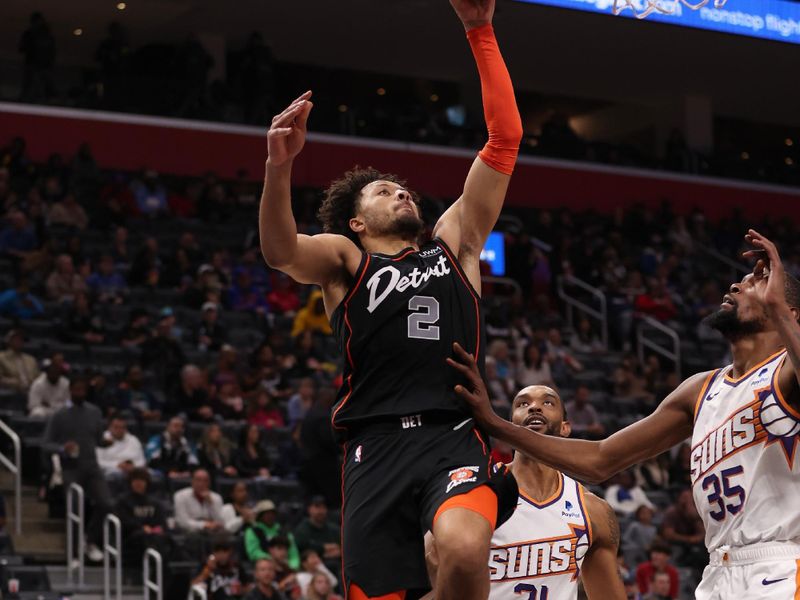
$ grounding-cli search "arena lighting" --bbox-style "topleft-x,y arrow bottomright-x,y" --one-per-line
338,104 -> 348,113
73,28 -> 83,36
786,138 -> 794,147
741,152 -> 750,160
376,88 -> 386,96
430,94 -> 439,102
116,2 -> 127,9
786,157 -> 795,166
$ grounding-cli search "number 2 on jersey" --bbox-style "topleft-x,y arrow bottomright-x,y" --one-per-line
702,466 -> 745,521
514,583 -> 549,600
407,295 -> 440,340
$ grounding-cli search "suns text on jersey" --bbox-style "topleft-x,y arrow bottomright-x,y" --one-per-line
489,534 -> 581,582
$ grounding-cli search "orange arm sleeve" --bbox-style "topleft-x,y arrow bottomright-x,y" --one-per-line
466,24 -> 523,175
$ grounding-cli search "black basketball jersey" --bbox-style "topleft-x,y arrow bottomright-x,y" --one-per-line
330,238 -> 485,438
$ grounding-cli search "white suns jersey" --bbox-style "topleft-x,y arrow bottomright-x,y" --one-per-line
690,350 -> 800,552
489,471 -> 592,600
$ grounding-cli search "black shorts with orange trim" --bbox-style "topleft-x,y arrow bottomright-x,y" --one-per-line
340,413 -> 518,597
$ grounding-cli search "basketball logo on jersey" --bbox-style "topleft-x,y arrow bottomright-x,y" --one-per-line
446,466 -> 479,493
489,523 -> 589,582
354,445 -> 362,464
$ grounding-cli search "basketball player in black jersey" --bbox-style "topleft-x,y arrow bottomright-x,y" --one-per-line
259,2 -> 521,599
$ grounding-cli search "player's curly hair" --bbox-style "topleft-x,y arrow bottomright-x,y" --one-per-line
317,167 -> 418,247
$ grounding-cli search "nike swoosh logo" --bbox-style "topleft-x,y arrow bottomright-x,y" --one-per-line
762,577 -> 788,586
453,418 -> 472,431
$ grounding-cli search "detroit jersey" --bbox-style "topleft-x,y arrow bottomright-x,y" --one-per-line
489,472 -> 592,600
691,350 -> 800,552
330,238 -> 484,436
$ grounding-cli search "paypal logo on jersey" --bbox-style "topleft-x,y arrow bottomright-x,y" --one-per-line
750,367 -> 771,387
366,257 -> 451,313
565,501 -> 573,511
561,500 -> 581,519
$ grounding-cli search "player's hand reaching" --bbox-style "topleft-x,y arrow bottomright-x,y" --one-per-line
450,0 -> 495,31
267,91 -> 313,168
446,342 -> 502,432
743,228 -> 787,311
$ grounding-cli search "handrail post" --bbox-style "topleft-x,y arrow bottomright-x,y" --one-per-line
556,275 -> 609,351
104,514 -> 122,600
66,482 -> 85,588
636,316 -> 681,379
144,548 -> 163,600
0,420 -> 22,535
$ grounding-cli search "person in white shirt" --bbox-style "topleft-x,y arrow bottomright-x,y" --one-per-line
174,468 -> 224,533
96,415 -> 146,483
28,355 -> 70,417
604,469 -> 655,516
296,549 -> 338,597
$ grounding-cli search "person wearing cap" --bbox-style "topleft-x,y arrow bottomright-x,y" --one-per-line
292,496 -> 340,572
28,353 -> 69,417
191,534 -> 250,600
244,500 -> 300,570
0,328 -> 39,393
194,301 -> 226,352
183,263 -> 223,310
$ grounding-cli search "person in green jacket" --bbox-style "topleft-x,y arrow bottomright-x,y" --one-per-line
244,499 -> 300,570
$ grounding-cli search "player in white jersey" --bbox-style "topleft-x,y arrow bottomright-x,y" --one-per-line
425,385 -> 625,600
446,228 -> 800,600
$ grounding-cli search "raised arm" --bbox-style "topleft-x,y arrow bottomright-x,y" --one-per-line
433,0 -> 523,291
580,494 -> 626,600
447,342 -> 703,484
260,92 -> 360,300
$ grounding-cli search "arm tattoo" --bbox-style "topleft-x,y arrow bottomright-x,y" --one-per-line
606,503 -> 620,549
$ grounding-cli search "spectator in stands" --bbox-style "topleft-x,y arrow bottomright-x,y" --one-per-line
635,453 -> 670,490
643,571 -> 672,600
624,505 -> 658,567
183,264 -> 224,309
233,424 -> 271,479
116,364 -> 161,422
564,385 -> 605,440
18,12 -> 55,103
86,253 -> 127,303
28,354 -> 69,417
249,390 -> 286,430
191,535 -> 249,600
42,374 -> 111,561
484,356 -> 511,411
545,327 -> 583,381
195,302 -> 226,352
111,226 -> 131,266
131,170 -> 169,217
0,328 -> 39,393
174,468 -> 225,533
668,443 -> 692,489
244,558 -> 289,600
229,268 -> 269,314
266,272 -> 300,316
299,387 -> 339,506
214,381 -> 247,421
487,339 -> 515,386
605,470 -> 655,516
292,496 -> 340,572
46,254 -> 88,303
96,415 -> 146,482
286,331 -> 332,380
0,277 -> 45,319
296,550 -> 338,598
128,237 -> 162,287
570,316 -> 604,353
120,308 -> 151,349
140,309 -> 185,396
114,468 -> 171,566
306,572 -> 343,600
635,278 -> 678,323
221,481 -> 254,534
146,416 -> 198,478
245,500 -> 300,570
286,378 -> 314,428
198,423 -> 238,480
612,355 -> 654,408
240,31 -> 276,125
660,489 -> 705,569
515,341 -> 554,388
265,536 -> 299,587
213,344 -> 241,388
59,291 -> 106,346
175,364 -> 214,421
0,209 -> 38,258
48,193 -> 89,230
636,541 -> 679,600
291,289 -> 330,337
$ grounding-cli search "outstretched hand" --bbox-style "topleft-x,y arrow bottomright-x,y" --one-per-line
267,91 -> 313,168
446,342 -> 501,431
743,228 -> 787,311
450,0 -> 495,31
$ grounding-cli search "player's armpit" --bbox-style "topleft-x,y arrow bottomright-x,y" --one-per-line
273,233 -> 359,287
580,495 -> 626,600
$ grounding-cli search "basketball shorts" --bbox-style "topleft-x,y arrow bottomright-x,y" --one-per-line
340,413 -> 518,598
695,541 -> 800,600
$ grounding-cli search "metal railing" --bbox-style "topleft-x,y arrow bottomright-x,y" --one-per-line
188,584 -> 208,600
0,420 -> 21,535
557,275 -> 608,349
481,276 -> 523,298
636,315 -> 681,379
695,242 -> 749,281
144,548 -> 163,600
66,482 -> 85,588
103,514 -> 122,600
